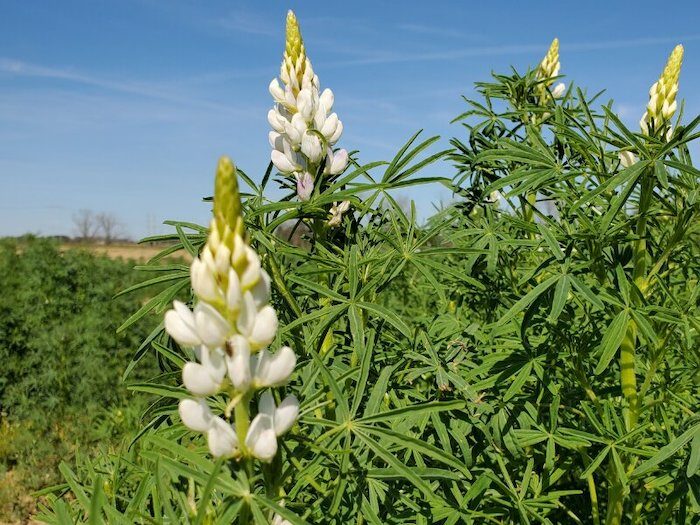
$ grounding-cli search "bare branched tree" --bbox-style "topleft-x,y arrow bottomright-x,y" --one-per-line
96,212 -> 123,244
72,209 -> 97,241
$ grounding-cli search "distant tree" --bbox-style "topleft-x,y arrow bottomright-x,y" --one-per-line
96,212 -> 123,244
72,209 -> 97,241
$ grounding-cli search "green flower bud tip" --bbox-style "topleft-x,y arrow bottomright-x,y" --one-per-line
641,44 -> 684,134
213,156 -> 244,238
537,37 -> 560,83
285,10 -> 305,64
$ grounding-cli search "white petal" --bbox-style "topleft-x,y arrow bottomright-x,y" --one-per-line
194,302 -> 230,348
269,78 -> 285,103
240,248 -> 262,290
283,118 -> 304,145
619,151 -> 638,168
201,347 -> 227,383
254,346 -> 296,387
271,149 -> 298,173
321,113 -> 338,139
251,270 -> 271,308
190,258 -> 220,303
329,149 -> 348,175
207,417 -> 239,457
295,172 -> 314,201
268,109 -> 285,133
226,268 -> 242,312
274,395 -> 299,436
245,414 -> 277,462
297,88 -> 315,121
182,362 -> 221,396
320,88 -> 334,112
301,132 -> 323,164
165,301 -> 201,347
329,119 -> 343,144
551,82 -> 566,98
178,398 -> 212,432
236,291 -> 257,337
226,335 -> 251,391
213,245 -> 231,275
249,306 -> 279,350
258,390 -> 276,418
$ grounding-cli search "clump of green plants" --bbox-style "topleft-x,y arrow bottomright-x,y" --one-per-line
37,12 -> 698,525
0,237 -> 159,521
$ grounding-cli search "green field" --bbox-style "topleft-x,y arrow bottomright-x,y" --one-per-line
0,238 -> 160,521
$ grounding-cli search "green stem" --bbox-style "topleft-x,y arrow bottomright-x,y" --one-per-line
607,174 -> 654,525
605,459 -> 624,525
235,393 -> 253,525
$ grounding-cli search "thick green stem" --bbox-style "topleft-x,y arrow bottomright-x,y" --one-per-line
235,396 -> 253,524
620,323 -> 639,429
607,175 -> 654,524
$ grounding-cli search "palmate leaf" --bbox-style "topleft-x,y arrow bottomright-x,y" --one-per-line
593,310 -> 629,376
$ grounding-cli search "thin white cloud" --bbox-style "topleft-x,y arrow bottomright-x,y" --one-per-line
215,10 -> 276,36
0,58 -> 258,117
323,34 -> 700,67
397,23 -> 476,40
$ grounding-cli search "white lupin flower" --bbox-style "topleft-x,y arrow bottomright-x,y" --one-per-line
327,148 -> 349,175
619,151 -> 638,168
245,412 -> 278,461
245,392 -> 299,462
268,10 -> 348,201
272,149 -> 300,173
272,516 -> 292,525
178,398 -> 212,432
207,417 -> 239,458
259,391 -> 299,436
171,156 -> 298,465
295,172 -> 314,201
252,346 -> 297,387
328,201 -> 351,227
551,82 -> 566,98
301,132 -> 324,164
182,346 -> 227,395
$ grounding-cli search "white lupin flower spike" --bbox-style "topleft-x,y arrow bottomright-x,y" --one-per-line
268,11 -> 347,201
170,156 -> 298,464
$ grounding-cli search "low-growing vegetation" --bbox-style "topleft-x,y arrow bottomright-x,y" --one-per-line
0,237 -> 159,521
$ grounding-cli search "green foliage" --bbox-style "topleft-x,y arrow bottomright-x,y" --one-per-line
37,63 -> 700,524
0,237 -> 158,521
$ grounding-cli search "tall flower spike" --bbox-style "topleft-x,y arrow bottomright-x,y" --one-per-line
268,10 -> 349,201
165,158 -> 298,461
640,44 -> 683,138
536,38 -> 564,102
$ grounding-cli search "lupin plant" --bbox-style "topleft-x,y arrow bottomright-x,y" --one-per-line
268,10 -> 348,202
38,11 -> 699,525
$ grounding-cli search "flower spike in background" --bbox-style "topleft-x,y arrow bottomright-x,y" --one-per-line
536,37 -> 565,102
640,44 -> 683,139
164,157 -> 298,461
268,10 -> 348,200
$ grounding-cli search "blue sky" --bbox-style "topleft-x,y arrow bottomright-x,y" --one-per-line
2,0 -> 699,238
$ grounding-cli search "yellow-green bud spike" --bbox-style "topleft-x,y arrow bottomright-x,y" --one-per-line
642,44 -> 683,135
285,10 -> 305,64
213,156 -> 243,237
537,38 -> 560,83
284,10 -> 307,89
